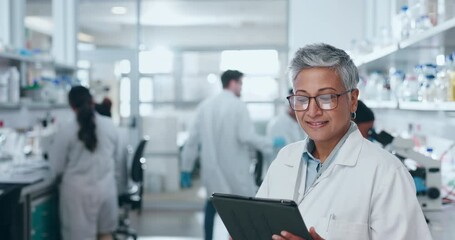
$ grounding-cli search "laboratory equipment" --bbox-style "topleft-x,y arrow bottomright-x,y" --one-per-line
369,130 -> 441,210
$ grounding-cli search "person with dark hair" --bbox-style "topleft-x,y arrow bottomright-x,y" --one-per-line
95,97 -> 113,118
181,70 -> 283,240
354,100 -> 375,139
49,86 -> 121,240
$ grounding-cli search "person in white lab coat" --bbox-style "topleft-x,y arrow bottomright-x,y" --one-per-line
50,86 -> 120,240
265,89 -> 307,173
181,70 -> 282,240
257,44 -> 432,240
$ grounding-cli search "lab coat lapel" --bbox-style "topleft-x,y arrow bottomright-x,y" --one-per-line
282,141 -> 306,201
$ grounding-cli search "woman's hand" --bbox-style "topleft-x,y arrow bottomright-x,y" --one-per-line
271,227 -> 324,240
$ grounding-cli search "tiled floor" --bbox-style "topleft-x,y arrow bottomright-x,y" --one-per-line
130,180 -> 228,240
131,181 -> 455,240
131,209 -> 228,240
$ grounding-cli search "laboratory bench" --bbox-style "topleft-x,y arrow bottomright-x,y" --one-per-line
0,160 -> 59,240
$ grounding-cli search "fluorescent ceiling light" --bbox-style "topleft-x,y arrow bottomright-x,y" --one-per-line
111,6 -> 127,15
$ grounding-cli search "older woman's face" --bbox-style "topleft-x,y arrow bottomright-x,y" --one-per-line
293,67 -> 358,145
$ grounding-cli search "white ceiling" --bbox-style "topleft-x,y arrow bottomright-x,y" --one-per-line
26,0 -> 288,49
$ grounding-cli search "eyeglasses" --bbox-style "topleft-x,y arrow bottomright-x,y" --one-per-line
286,89 -> 353,111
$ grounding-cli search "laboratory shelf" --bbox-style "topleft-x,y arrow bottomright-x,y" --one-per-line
0,103 -> 20,110
356,17 -> 455,71
364,100 -> 455,111
399,101 -> 455,111
26,102 -> 69,110
362,100 -> 398,109
0,51 -> 76,71
0,101 -> 69,111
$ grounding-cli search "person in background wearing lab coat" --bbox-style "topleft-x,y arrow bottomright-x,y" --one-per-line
181,70 -> 283,240
94,96 -> 129,195
50,86 -> 120,240
265,89 -> 307,173
257,44 -> 431,240
354,100 -> 375,139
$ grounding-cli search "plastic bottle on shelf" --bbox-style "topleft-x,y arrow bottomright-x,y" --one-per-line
365,72 -> 381,100
376,73 -> 391,101
0,68 -> 9,104
401,74 -> 420,101
390,70 -> 405,101
408,0 -> 422,34
416,15 -> 433,31
415,65 -> 425,86
400,6 -> 411,39
449,53 -> 455,101
423,0 -> 438,26
434,60 -> 450,102
418,74 -> 436,102
8,67 -> 20,104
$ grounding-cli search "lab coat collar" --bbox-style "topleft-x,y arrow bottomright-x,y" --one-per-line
332,129 -> 363,167
282,127 -> 363,167
221,89 -> 237,98
283,141 -> 306,167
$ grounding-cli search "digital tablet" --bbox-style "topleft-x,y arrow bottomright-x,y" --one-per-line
211,193 -> 313,240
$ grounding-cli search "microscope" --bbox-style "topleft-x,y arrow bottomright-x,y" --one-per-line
369,130 -> 442,211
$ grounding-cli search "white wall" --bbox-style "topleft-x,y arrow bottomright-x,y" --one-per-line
288,0 -> 366,55
89,25 -> 287,50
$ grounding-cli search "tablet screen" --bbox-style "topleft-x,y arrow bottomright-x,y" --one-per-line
211,193 -> 313,240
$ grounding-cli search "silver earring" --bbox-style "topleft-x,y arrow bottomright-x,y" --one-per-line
351,112 -> 357,120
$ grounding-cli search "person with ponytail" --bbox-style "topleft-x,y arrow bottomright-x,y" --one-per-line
49,86 -> 121,240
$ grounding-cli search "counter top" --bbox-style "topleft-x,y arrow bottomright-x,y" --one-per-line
0,159 -> 55,202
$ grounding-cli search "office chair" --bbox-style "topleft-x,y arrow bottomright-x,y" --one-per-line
115,138 -> 149,240
254,150 -> 264,187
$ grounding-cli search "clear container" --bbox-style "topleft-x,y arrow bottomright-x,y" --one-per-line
418,74 -> 436,102
434,60 -> 450,102
365,72 -> 382,100
390,70 -> 405,101
0,69 -> 9,103
416,16 -> 433,31
424,0 -> 438,26
376,74 -> 391,101
448,53 -> 455,101
401,74 -> 420,101
408,0 -> 422,33
400,6 -> 411,39
8,67 -> 20,104
415,65 -> 425,85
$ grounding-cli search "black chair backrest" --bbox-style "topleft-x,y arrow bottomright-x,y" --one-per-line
131,139 -> 148,183
254,150 -> 263,187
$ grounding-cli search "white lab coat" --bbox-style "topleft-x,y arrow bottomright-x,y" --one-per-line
50,113 -> 121,240
265,111 -> 307,172
182,90 -> 272,196
267,111 -> 307,145
257,129 -> 432,240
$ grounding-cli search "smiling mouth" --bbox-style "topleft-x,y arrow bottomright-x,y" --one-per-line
306,121 -> 329,128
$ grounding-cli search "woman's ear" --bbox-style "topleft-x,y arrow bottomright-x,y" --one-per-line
350,89 -> 359,112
